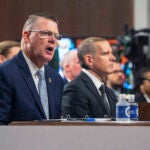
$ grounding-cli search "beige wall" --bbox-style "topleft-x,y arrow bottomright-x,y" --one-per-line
0,0 -> 133,41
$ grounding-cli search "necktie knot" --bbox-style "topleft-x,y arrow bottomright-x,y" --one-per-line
99,84 -> 105,94
37,70 -> 44,80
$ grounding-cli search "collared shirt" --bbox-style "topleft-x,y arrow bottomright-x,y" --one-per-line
82,68 -> 110,108
82,68 -> 103,95
22,51 -> 44,92
144,94 -> 150,103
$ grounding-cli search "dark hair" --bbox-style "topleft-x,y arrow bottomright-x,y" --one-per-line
0,40 -> 20,57
77,37 -> 106,69
23,13 -> 58,31
134,66 -> 150,90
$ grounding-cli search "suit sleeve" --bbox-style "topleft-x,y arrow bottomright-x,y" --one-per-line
0,69 -> 13,125
61,83 -> 90,118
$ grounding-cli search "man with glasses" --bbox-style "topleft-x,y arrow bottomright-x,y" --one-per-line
134,66 -> 150,103
0,13 -> 63,125
106,61 -> 126,99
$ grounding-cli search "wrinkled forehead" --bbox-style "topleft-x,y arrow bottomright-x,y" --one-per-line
94,40 -> 112,52
144,72 -> 150,78
33,17 -> 58,31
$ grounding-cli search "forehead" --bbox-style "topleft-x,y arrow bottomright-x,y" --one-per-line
94,41 -> 112,51
113,63 -> 121,70
144,72 -> 150,78
34,17 -> 58,30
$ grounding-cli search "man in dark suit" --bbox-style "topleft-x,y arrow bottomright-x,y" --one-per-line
106,61 -> 126,100
62,37 -> 117,118
0,13 -> 63,125
134,66 -> 150,103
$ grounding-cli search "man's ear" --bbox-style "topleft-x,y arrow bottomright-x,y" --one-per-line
22,31 -> 30,42
0,55 -> 6,64
84,54 -> 93,67
65,64 -> 71,71
140,85 -> 144,93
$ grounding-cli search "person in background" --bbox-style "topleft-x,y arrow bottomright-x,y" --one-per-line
0,13 -> 63,125
62,37 -> 117,118
106,61 -> 125,99
59,50 -> 81,85
134,66 -> 150,103
0,40 -> 20,63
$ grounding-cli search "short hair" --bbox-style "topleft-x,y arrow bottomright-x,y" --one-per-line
134,66 -> 150,89
0,40 -> 20,57
60,50 -> 77,70
23,13 -> 58,31
77,37 -> 106,69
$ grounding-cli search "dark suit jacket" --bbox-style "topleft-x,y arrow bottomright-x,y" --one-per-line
62,71 -> 117,118
135,92 -> 147,103
0,51 -> 64,125
63,77 -> 69,85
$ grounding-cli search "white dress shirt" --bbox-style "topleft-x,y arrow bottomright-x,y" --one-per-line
22,52 -> 44,93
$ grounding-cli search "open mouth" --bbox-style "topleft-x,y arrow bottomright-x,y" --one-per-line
46,47 -> 53,52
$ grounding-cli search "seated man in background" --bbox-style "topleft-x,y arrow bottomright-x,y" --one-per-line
134,66 -> 150,102
59,50 -> 81,85
0,40 -> 20,63
106,61 -> 125,99
62,37 -> 117,118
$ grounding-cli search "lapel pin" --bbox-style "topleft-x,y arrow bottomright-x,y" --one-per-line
48,78 -> 52,83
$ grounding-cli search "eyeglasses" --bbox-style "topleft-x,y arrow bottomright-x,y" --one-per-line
29,30 -> 62,40
143,77 -> 150,82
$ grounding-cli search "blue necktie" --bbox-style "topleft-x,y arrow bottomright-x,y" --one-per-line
37,70 -> 49,119
99,84 -> 110,117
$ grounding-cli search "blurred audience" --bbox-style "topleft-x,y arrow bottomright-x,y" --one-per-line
60,50 -> 81,85
106,61 -> 125,99
134,66 -> 150,103
0,40 -> 20,63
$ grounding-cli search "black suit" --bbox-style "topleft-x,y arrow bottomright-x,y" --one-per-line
63,77 -> 69,85
62,71 -> 117,118
135,93 -> 147,103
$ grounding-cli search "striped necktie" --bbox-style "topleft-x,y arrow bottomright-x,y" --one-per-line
37,70 -> 49,119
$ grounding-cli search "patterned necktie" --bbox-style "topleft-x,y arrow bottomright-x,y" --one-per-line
99,84 -> 110,117
37,70 -> 49,119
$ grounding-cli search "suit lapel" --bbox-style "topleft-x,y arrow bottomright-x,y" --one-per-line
45,65 -> 55,119
80,72 -> 99,97
80,72 -> 109,113
16,51 -> 46,118
80,71 -> 115,116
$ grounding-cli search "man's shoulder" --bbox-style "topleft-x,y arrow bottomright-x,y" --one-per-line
0,57 -> 17,71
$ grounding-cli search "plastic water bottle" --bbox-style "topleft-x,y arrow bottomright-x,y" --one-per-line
127,94 -> 138,121
116,94 -> 130,121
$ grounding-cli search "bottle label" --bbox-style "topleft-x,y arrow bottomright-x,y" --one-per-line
116,106 -> 130,119
130,105 -> 138,119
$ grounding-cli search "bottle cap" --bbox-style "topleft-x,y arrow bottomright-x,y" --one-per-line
127,94 -> 135,102
119,94 -> 126,100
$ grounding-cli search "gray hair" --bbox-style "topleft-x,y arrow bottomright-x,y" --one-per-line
60,50 -> 77,70
77,37 -> 106,69
22,13 -> 58,31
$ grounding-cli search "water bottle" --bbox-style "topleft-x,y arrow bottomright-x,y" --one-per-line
116,94 -> 130,121
127,94 -> 138,121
